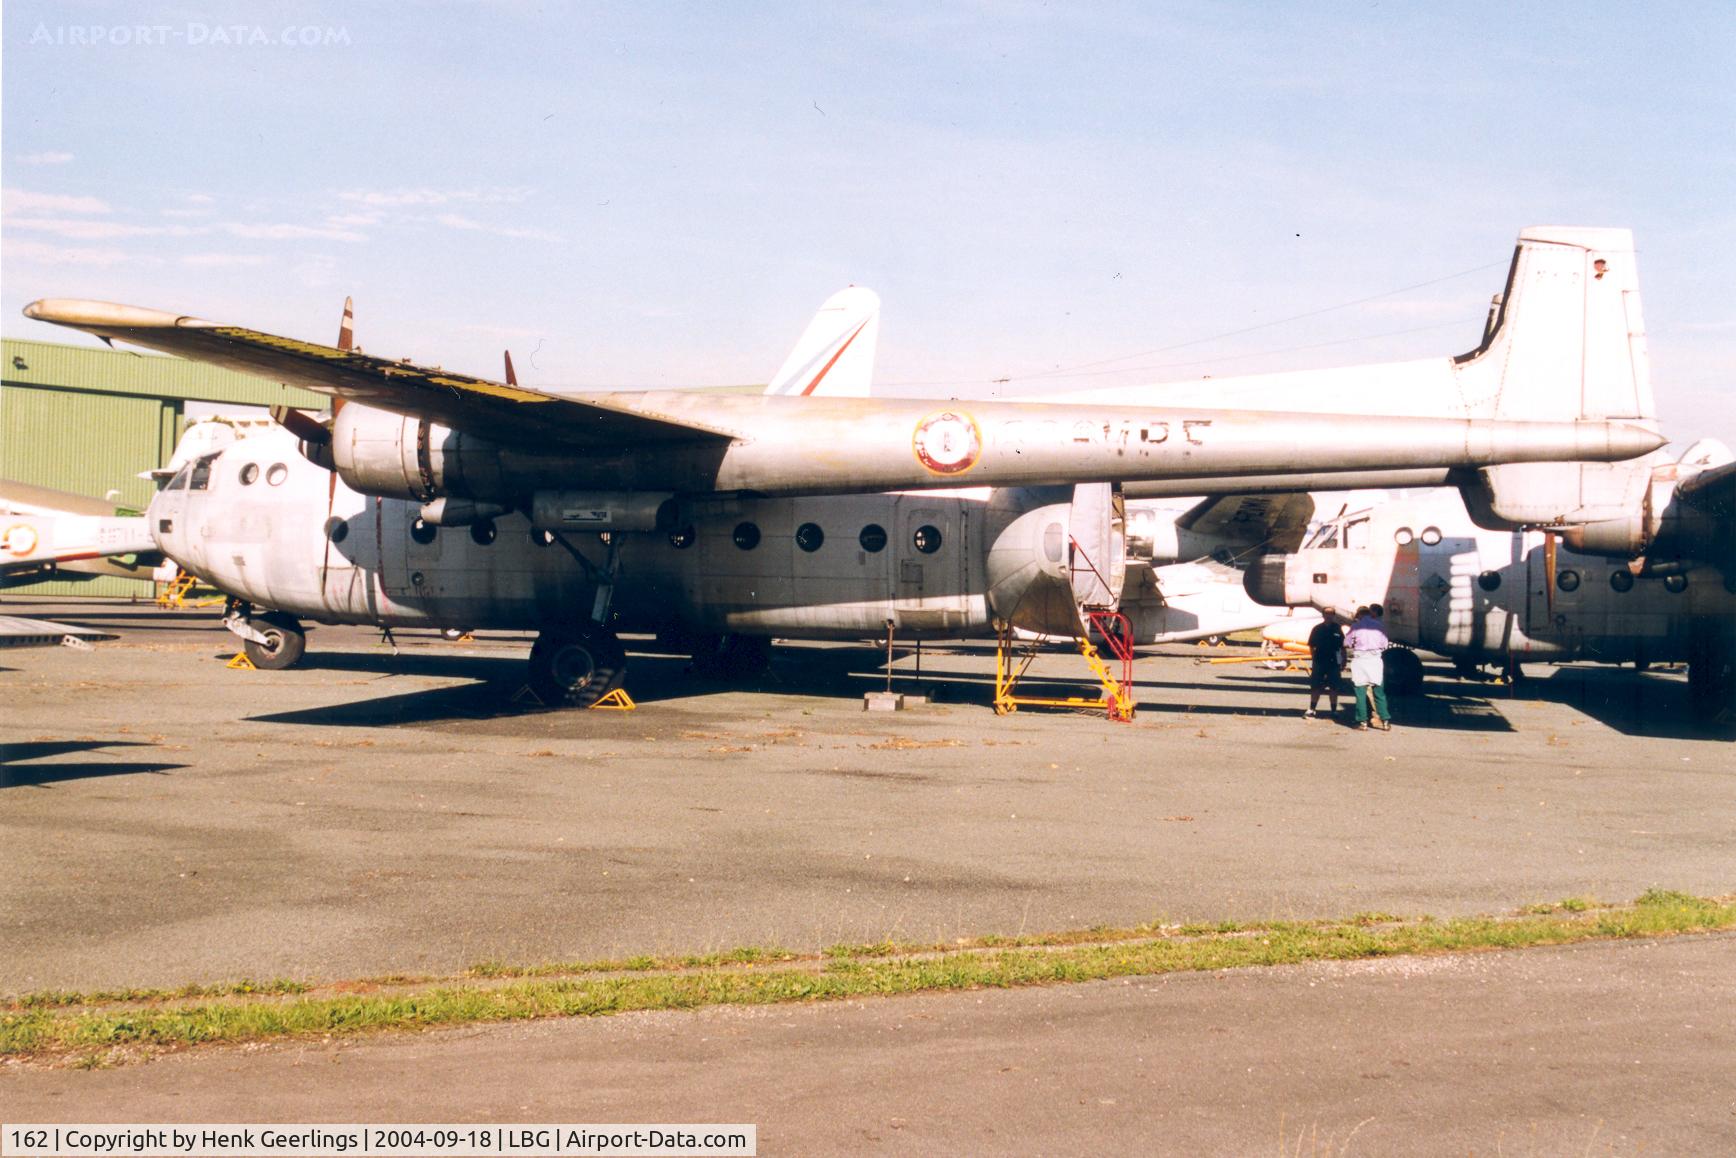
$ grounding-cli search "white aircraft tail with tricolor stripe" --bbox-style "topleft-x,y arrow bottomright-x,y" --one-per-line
764,286 -> 879,397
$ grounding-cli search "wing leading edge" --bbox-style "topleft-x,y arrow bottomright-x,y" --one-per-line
22,299 -> 740,451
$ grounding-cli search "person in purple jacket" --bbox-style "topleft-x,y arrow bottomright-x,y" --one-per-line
1345,604 -> 1392,731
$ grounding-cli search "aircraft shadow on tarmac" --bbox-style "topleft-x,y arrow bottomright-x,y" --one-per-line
0,739 -> 187,789
242,644 -> 1730,738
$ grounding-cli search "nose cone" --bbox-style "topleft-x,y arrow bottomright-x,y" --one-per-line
1244,556 -> 1290,607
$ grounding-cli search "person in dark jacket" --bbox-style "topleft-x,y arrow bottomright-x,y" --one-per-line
1304,617 -> 1345,719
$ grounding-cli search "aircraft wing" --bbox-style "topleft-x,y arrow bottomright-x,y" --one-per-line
0,614 -> 119,650
22,300 -> 742,451
0,479 -> 119,518
1173,492 -> 1317,553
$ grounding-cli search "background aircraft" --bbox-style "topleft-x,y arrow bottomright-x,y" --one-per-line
1246,440 -> 1736,721
0,480 -> 157,588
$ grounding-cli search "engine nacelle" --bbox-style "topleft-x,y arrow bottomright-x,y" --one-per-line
985,499 -> 1077,636
983,485 -> 1128,637
330,403 -> 523,503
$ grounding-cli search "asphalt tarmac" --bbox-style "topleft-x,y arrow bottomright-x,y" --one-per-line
4,934 -> 1733,1154
3,597 -> 1733,1150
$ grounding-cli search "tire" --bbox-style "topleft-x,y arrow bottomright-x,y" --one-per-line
527,625 -> 627,707
1383,647 -> 1425,696
243,611 -> 306,670
689,633 -> 773,680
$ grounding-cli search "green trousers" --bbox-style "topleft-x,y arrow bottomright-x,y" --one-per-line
1354,683 -> 1389,724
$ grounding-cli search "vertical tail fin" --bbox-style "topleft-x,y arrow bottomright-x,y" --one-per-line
1461,228 -> 1663,527
764,286 -> 879,397
1462,226 -> 1655,425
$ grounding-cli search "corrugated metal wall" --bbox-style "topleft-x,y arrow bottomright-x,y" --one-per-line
2,386 -> 168,510
2,338 -> 327,597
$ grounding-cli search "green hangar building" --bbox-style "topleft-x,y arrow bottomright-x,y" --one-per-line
2,336 -> 324,595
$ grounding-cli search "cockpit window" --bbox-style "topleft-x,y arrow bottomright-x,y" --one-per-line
188,453 -> 222,491
166,463 -> 193,491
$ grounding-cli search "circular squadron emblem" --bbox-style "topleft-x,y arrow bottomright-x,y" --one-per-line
912,410 -> 983,476
3,524 -> 39,558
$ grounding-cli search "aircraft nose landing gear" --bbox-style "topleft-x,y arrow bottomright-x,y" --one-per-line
527,624 -> 627,707
223,601 -> 307,670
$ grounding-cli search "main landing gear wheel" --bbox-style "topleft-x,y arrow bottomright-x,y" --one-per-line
527,625 -> 627,708
1383,647 -> 1425,696
243,611 -> 307,671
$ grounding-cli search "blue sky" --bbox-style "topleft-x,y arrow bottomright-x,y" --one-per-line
4,2 -> 1732,443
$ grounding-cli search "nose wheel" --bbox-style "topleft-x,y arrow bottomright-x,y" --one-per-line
528,624 -> 627,707
241,611 -> 307,670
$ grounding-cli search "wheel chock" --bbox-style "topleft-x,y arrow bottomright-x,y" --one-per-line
226,652 -> 257,670
589,688 -> 637,711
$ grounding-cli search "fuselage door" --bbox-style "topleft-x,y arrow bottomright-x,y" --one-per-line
894,499 -> 971,635
382,501 -> 445,599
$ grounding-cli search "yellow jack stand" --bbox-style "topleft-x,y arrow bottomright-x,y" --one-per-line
589,688 -> 636,711
157,574 -> 197,609
226,652 -> 256,670
992,620 -> 1134,722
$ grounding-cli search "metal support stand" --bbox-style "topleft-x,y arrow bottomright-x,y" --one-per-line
992,611 -> 1136,723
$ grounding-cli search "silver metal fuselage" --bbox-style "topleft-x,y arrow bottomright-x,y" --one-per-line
152,431 -> 1026,641
149,431 -> 1311,646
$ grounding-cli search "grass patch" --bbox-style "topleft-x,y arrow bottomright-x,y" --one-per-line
6,892 -> 1731,1066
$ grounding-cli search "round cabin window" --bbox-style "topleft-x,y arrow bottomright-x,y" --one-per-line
239,462 -> 259,486
733,522 -> 761,550
913,525 -> 943,554
410,518 -> 437,545
265,463 -> 289,486
795,523 -> 824,552
859,524 -> 888,553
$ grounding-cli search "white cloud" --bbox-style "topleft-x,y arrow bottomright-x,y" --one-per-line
182,253 -> 269,267
338,186 -> 534,207
430,212 -> 561,242
16,152 -> 75,166
2,187 -> 111,215
185,193 -> 216,205
220,222 -> 365,242
4,217 -> 195,239
325,212 -> 382,227
6,238 -> 139,266
5,216 -> 364,242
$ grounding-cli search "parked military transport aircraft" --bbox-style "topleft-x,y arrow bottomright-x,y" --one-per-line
22,226 -> 1666,705
1246,438 -> 1736,721
0,481 -> 157,587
